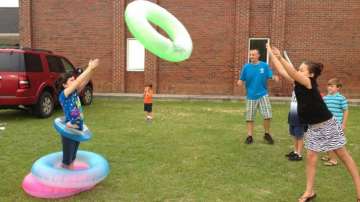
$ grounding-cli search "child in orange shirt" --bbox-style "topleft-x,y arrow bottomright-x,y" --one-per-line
144,84 -> 153,121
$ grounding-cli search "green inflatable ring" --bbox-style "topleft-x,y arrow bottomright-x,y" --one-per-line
125,0 -> 193,62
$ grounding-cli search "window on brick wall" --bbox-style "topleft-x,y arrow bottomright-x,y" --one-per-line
127,38 -> 145,71
248,38 -> 270,63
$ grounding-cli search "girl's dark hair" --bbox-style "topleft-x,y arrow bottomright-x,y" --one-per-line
303,61 -> 324,79
55,72 -> 73,92
147,84 -> 153,88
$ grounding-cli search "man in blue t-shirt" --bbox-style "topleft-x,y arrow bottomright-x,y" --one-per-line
237,49 -> 278,144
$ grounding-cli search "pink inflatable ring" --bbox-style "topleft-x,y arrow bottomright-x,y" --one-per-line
22,151 -> 110,199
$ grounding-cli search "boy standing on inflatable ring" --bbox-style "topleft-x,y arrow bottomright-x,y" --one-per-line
56,59 -> 99,169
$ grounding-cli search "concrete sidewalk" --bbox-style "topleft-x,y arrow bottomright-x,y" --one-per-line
95,93 -> 360,106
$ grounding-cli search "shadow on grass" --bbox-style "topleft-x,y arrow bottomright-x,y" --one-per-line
0,109 -> 34,121
0,105 -> 72,122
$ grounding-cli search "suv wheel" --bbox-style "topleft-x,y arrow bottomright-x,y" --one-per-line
33,91 -> 54,118
81,85 -> 93,105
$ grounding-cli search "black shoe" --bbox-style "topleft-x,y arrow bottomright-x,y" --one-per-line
245,136 -> 253,144
285,151 -> 296,158
289,153 -> 303,161
264,133 -> 274,144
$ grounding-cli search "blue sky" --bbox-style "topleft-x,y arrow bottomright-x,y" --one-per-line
0,0 -> 19,7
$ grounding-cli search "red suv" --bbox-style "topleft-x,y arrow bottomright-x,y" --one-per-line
0,47 -> 93,118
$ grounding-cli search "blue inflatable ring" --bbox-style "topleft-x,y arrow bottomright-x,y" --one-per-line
31,151 -> 110,188
54,117 -> 92,142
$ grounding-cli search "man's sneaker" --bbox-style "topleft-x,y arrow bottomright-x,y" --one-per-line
285,151 -> 296,158
288,153 -> 303,161
245,136 -> 253,144
264,133 -> 274,144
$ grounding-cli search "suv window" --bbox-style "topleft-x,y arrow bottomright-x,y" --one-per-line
24,53 -> 43,72
61,58 -> 75,73
0,52 -> 24,72
47,55 -> 65,73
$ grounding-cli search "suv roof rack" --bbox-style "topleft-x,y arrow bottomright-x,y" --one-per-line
21,47 -> 53,53
0,45 -> 54,54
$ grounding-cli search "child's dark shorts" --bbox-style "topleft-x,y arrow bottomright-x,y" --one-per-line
144,103 -> 152,112
289,124 -> 307,139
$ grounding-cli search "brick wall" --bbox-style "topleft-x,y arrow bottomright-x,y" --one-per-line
20,0 -> 360,98
157,0 -> 235,95
285,0 -> 360,97
26,0 -> 115,92
19,0 -> 31,47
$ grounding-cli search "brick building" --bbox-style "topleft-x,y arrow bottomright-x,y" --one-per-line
19,0 -> 360,98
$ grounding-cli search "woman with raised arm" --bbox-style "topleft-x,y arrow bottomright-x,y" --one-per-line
267,44 -> 360,202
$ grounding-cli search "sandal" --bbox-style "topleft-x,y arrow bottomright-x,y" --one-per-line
324,160 -> 338,166
321,156 -> 330,161
299,193 -> 316,202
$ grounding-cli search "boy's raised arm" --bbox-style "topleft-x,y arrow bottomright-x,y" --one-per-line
64,59 -> 99,97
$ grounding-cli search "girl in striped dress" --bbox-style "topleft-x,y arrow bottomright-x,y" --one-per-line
267,44 -> 360,202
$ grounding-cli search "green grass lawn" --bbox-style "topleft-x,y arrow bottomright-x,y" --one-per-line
1,98 -> 360,202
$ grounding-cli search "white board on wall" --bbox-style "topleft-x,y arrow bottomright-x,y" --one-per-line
127,38 -> 145,72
